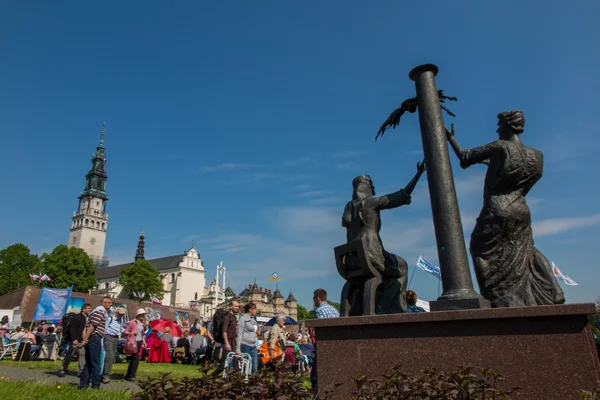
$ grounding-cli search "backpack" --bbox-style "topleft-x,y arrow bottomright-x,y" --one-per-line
61,312 -> 78,341
211,309 -> 228,343
173,346 -> 186,360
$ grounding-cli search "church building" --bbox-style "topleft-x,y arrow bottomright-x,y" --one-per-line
67,125 -> 109,268
95,232 -> 207,309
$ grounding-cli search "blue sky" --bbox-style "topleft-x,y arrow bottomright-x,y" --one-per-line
1,1 -> 599,309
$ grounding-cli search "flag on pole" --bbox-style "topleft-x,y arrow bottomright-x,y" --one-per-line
552,262 -> 578,286
416,256 -> 441,280
151,297 -> 162,305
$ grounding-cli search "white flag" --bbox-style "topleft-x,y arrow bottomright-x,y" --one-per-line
416,256 -> 441,280
552,262 -> 578,286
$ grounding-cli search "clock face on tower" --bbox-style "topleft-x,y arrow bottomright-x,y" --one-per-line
90,237 -> 96,245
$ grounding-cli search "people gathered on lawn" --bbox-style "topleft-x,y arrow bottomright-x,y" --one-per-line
0,287 -> 372,391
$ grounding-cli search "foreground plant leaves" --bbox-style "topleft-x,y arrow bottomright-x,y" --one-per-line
131,365 -> 311,400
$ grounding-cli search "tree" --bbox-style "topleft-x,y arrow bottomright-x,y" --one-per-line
0,243 -> 42,296
328,301 -> 341,313
41,245 -> 96,293
119,259 -> 163,303
297,304 -> 311,321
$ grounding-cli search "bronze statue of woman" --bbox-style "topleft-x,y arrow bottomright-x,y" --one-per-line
446,110 -> 564,307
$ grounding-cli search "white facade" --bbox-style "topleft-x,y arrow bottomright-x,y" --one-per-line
96,248 -> 206,309
160,248 -> 206,308
68,195 -> 108,261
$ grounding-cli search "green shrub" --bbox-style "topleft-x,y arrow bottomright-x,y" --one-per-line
131,365 -> 311,400
320,365 -> 520,400
578,387 -> 600,399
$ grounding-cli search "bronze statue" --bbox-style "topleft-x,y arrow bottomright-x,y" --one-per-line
337,161 -> 426,315
446,111 -> 565,307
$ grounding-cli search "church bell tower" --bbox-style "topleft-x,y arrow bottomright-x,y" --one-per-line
67,124 -> 109,267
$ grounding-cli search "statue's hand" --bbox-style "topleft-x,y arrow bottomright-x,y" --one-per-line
417,160 -> 426,174
445,123 -> 455,139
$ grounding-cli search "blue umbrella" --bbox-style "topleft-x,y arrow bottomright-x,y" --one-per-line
264,316 -> 298,326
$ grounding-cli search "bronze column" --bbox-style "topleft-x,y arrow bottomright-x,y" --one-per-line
409,64 -> 489,310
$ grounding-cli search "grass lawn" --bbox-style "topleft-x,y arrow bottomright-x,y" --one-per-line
0,359 -> 203,380
0,359 -> 312,391
0,380 -> 131,400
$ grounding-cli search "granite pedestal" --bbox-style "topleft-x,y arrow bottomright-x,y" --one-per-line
305,303 -> 600,399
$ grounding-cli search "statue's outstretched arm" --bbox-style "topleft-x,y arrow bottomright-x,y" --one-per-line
403,160 -> 426,195
373,161 -> 426,210
372,190 -> 411,211
446,124 -> 493,168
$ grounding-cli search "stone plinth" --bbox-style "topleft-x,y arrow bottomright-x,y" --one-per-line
305,304 -> 600,399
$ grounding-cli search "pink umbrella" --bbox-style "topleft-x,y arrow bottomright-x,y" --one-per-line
149,318 -> 182,337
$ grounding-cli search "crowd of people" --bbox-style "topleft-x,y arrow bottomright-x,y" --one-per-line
0,288 -> 456,397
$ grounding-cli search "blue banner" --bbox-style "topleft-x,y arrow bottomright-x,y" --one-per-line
416,256 -> 441,280
33,287 -> 73,321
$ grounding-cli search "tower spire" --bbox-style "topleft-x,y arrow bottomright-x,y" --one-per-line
100,122 -> 106,147
68,124 -> 110,269
135,231 -> 145,261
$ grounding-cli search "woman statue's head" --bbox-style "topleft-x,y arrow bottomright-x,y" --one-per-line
497,110 -> 525,139
352,175 -> 375,200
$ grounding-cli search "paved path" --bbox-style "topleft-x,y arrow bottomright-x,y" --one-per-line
0,364 -> 139,392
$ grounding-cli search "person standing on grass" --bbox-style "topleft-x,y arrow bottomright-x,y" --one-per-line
212,300 -> 239,375
268,315 -> 288,369
203,317 -> 217,364
101,307 -> 126,383
59,303 -> 91,377
79,297 -> 110,390
236,302 -> 259,374
310,288 -> 340,398
124,309 -> 147,382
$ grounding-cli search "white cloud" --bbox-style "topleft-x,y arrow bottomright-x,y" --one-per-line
268,206 -> 340,236
533,214 -> 600,236
296,190 -> 331,198
223,172 -> 311,185
198,163 -> 254,173
335,163 -> 353,171
309,196 -> 347,205
284,157 -> 320,167
290,184 -> 314,191
454,171 -> 485,199
332,150 -> 367,159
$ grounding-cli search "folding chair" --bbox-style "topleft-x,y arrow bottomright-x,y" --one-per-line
189,350 -> 202,365
0,336 -> 18,360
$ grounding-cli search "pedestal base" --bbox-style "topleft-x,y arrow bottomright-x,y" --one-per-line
305,304 -> 600,399
430,297 -> 491,311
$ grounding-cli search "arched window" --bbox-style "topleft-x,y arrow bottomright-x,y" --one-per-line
171,273 -> 175,283
194,292 -> 198,300
85,219 -> 89,226
96,221 -> 100,228
102,223 -> 105,229
105,282 -> 109,289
